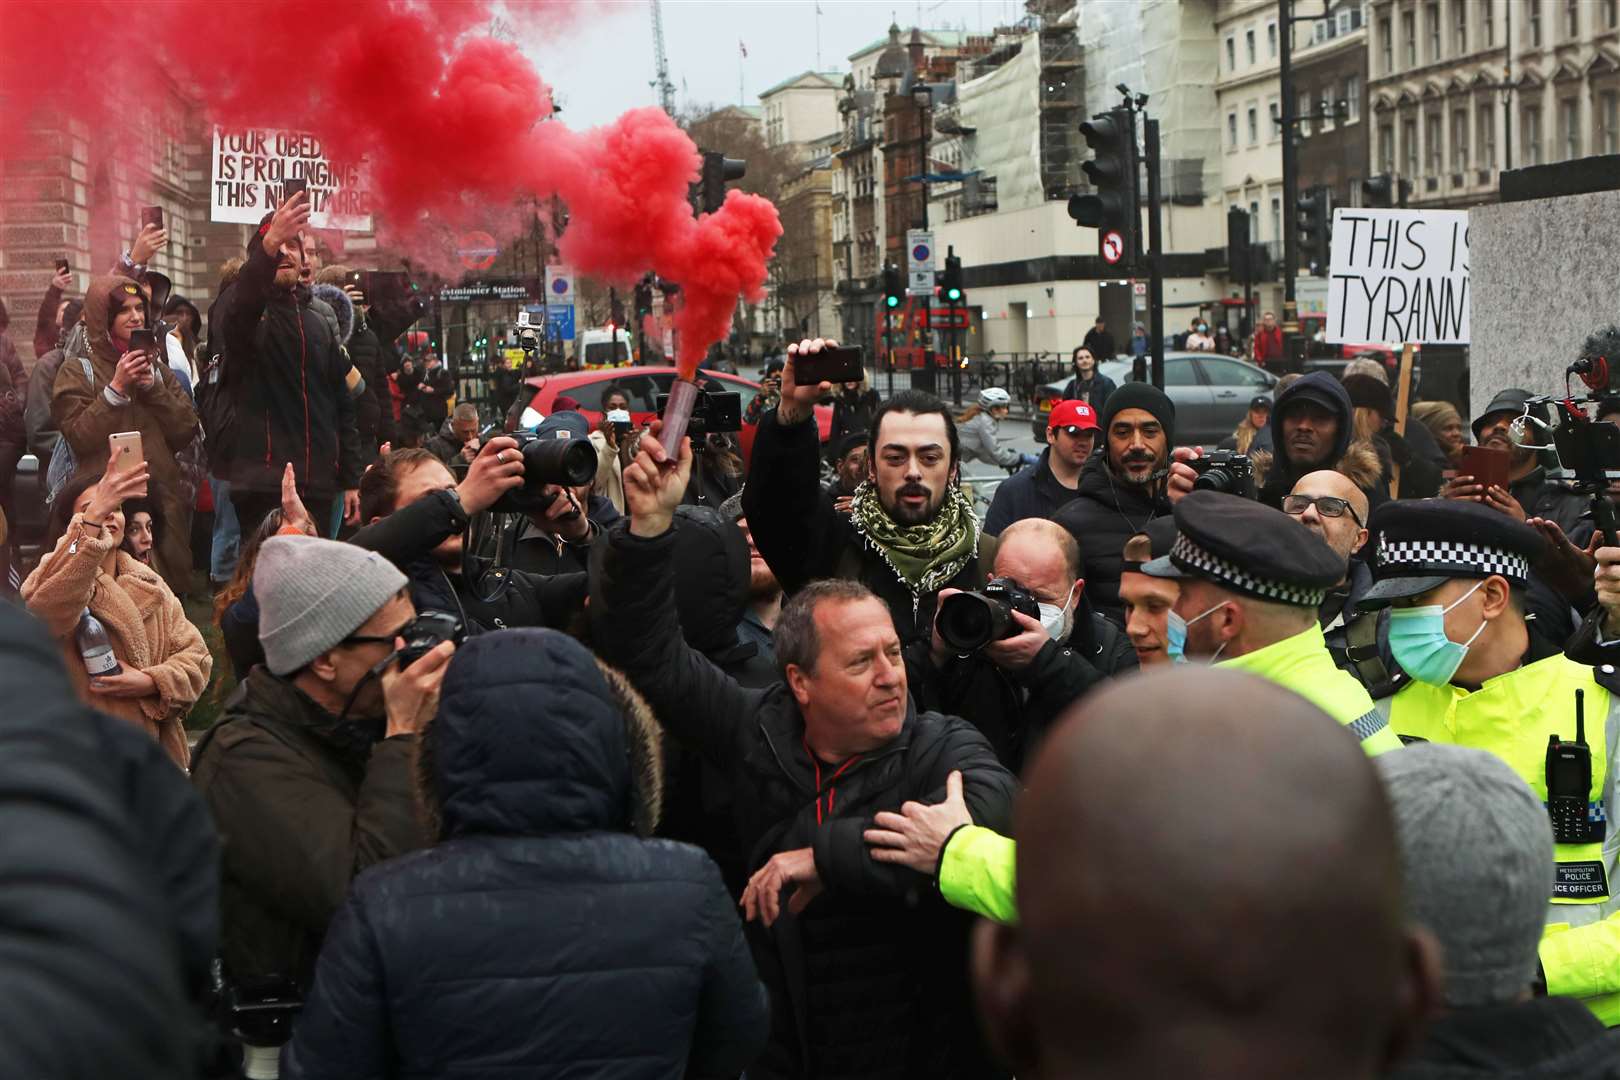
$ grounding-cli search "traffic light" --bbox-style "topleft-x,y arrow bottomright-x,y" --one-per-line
882,263 -> 903,310
1067,106 -> 1139,268
609,289 -> 626,329
633,274 -> 653,318
1296,185 -> 1332,276
1361,173 -> 1393,208
1227,206 -> 1251,280
940,248 -> 963,304
691,150 -> 747,215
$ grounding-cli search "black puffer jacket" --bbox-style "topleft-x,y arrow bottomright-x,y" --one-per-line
218,242 -> 361,497
591,521 -> 1017,1080
744,410 -> 992,647
283,630 -> 769,1080
0,603 -> 199,1079
1051,451 -> 1172,625
346,300 -> 413,454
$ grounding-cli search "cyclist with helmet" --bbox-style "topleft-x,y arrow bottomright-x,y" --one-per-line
956,388 -> 1033,472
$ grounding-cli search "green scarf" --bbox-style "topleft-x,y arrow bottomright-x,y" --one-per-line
849,480 -> 979,597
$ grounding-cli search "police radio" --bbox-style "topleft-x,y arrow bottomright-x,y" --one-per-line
1546,689 -> 1599,844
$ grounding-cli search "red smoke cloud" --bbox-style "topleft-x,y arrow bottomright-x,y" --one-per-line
2,0 -> 779,376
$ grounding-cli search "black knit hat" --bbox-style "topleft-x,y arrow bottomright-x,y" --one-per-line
1099,382 -> 1176,446
1342,373 -> 1394,418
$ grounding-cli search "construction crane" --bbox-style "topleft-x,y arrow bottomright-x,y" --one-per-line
649,0 -> 676,116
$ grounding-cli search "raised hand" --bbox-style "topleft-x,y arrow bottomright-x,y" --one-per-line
262,191 -> 312,257
456,436 -> 525,515
624,428 -> 693,539
778,337 -> 839,424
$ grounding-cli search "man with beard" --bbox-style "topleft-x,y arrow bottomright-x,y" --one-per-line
723,494 -> 782,663
1052,383 -> 1191,625
744,338 -> 992,646
1445,388 -> 1586,536
217,193 -> 361,536
1255,371 -> 1382,511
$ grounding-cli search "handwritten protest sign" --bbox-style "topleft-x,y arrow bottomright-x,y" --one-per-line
210,127 -> 372,231
1326,208 -> 1469,345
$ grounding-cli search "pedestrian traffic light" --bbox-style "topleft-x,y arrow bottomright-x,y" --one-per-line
691,150 -> 747,215
882,264 -> 903,310
940,249 -> 963,304
1296,186 -> 1332,277
1227,206 -> 1251,280
1067,106 -> 1139,268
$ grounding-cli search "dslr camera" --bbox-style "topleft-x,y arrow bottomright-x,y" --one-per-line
1189,450 -> 1255,499
491,430 -> 599,515
396,610 -> 464,667
656,388 -> 742,439
937,577 -> 1041,653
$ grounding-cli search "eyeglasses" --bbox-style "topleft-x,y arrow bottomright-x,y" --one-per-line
342,620 -> 413,649
1282,494 -> 1363,526
1052,425 -> 1095,439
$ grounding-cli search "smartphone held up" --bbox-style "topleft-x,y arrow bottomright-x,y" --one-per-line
108,431 -> 148,497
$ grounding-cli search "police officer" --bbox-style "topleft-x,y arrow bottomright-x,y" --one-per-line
1139,490 -> 1402,756
1360,499 -> 1620,1025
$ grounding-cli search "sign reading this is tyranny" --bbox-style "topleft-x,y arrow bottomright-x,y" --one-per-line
210,127 -> 373,232
1327,208 -> 1469,345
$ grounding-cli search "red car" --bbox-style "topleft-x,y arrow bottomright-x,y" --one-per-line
519,366 -> 832,461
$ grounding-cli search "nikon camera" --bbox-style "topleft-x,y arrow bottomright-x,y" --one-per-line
937,577 -> 1041,653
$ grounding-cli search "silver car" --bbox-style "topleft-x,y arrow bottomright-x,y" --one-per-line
1034,352 -> 1277,446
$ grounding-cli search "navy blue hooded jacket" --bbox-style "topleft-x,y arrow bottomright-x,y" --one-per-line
283,629 -> 769,1080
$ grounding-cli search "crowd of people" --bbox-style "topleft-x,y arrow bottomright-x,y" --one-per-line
10,192 -> 1620,1080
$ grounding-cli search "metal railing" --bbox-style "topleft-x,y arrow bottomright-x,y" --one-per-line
875,353 -> 1071,415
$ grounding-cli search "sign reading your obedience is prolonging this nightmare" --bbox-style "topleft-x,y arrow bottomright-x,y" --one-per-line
1326,208 -> 1469,346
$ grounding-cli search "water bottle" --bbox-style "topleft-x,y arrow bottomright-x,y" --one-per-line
75,608 -> 123,678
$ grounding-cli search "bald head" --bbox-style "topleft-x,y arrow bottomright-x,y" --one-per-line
1288,470 -> 1370,565
974,669 -> 1436,1079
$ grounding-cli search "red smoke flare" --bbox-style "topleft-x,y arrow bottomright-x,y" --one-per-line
2,0 -> 779,378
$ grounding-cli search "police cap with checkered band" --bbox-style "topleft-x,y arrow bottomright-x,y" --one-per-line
1139,490 -> 1344,607
1358,498 -> 1546,610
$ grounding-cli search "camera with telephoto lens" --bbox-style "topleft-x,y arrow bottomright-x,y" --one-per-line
656,389 -> 742,438
1189,450 -> 1256,499
490,430 -> 599,514
396,610 -> 463,668
210,966 -> 302,1075
937,577 -> 1042,653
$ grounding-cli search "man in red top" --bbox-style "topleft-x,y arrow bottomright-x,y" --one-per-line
1252,310 -> 1285,370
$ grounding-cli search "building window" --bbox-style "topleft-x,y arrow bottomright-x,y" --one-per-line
1344,75 -> 1362,123
1426,2 -> 1442,62
1228,111 -> 1239,149
1451,107 -> 1470,170
1379,122 -> 1396,172
1268,97 -> 1281,141
1425,112 -> 1443,175
1379,17 -> 1394,73
1607,0 -> 1619,30
1319,93 -> 1335,132
1299,91 -> 1313,137
1248,105 -> 1259,145
1560,97 -> 1581,159
1455,3 -> 1468,54
1402,11 -> 1417,66
1402,116 -> 1420,175
1245,27 -> 1256,65
1478,102 -> 1497,168
1523,103 -> 1543,164
1269,196 -> 1281,241
1484,2 -> 1495,44
1565,0 -> 1580,39
1226,35 -> 1236,71
1600,90 -> 1620,155
1267,21 -> 1278,58
1529,0 -> 1542,47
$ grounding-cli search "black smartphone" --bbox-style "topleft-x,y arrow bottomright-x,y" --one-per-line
140,205 -> 163,230
55,257 -> 70,274
284,177 -> 308,202
128,328 -> 158,356
793,345 -> 865,386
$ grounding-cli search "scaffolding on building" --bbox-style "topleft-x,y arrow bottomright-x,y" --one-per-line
1033,0 -> 1083,200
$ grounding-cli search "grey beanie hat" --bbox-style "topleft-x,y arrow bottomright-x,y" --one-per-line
254,536 -> 408,676
1377,744 -> 1555,1007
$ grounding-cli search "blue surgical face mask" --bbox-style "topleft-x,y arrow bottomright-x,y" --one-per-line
1166,610 -> 1188,662
1388,580 -> 1488,685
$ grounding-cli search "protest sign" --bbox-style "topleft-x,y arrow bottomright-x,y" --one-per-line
1326,208 -> 1469,345
210,127 -> 372,231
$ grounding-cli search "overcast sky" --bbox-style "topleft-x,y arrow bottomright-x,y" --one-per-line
525,0 -> 1025,129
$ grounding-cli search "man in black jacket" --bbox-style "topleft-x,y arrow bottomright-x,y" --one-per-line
985,399 -> 1097,536
1256,372 -> 1367,510
1053,383 -> 1186,625
595,431 -> 1018,1080
218,192 -> 362,535
745,339 -> 992,647
1446,387 -> 1588,537
321,266 -> 415,456
908,517 -> 1136,772
351,442 -> 585,634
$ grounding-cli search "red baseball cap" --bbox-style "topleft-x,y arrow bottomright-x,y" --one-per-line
1047,400 -> 1098,432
